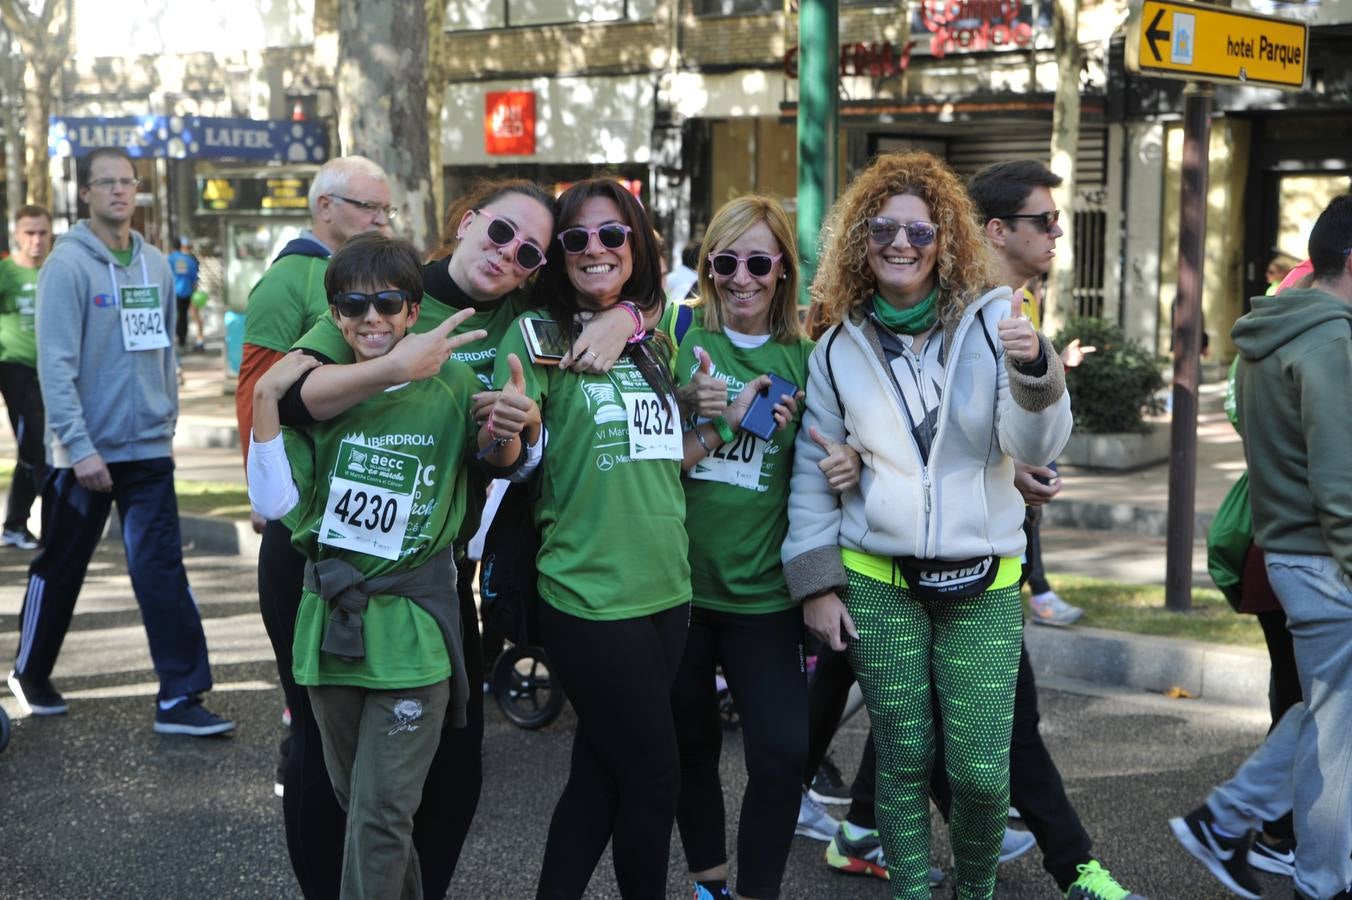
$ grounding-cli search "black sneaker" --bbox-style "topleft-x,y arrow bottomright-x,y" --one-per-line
1169,805 -> 1262,899
809,754 -> 851,805
7,670 -> 68,715
154,698 -> 235,736
1248,834 -> 1295,877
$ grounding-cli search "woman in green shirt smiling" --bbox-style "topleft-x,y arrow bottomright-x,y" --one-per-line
669,195 -> 841,900
493,177 -> 690,900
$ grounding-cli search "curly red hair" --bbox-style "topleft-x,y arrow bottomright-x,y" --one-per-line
810,151 -> 998,329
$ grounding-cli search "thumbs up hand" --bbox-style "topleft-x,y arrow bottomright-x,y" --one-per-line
997,298 -> 1040,364
809,425 -> 862,492
486,353 -> 538,443
676,345 -> 729,419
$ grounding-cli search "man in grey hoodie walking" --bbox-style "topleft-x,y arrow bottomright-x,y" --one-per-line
6,147 -> 232,737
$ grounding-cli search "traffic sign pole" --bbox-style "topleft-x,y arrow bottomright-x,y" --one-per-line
797,0 -> 839,309
1165,80 -> 1212,613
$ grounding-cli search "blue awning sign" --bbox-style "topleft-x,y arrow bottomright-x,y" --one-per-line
49,115 -> 328,163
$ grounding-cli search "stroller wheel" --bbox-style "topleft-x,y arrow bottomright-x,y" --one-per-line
0,705 -> 10,753
493,645 -> 565,730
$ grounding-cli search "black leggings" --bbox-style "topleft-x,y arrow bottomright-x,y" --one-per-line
535,600 -> 689,900
671,606 -> 807,900
258,520 -> 484,899
803,643 -> 877,829
0,361 -> 44,534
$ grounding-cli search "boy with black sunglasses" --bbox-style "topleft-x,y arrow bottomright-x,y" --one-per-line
246,232 -> 540,899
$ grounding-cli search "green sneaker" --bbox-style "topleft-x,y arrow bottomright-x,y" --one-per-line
1065,860 -> 1147,900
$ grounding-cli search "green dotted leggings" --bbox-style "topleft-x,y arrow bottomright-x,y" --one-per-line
843,567 -> 1024,899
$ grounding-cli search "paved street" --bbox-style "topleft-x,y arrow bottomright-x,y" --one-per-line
0,540 -> 1292,899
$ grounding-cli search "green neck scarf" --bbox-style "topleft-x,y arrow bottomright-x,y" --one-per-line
872,288 -> 938,335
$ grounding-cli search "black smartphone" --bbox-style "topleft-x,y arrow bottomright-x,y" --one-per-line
739,372 -> 799,442
520,317 -> 572,365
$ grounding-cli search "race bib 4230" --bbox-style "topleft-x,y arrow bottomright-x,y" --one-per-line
319,439 -> 419,561
119,285 -> 169,351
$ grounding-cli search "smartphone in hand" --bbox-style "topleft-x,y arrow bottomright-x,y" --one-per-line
739,372 -> 799,442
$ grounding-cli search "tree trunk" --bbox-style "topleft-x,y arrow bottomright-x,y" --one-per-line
22,60 -> 54,209
1,0 -> 71,211
1046,0 -> 1081,335
425,0 -> 449,244
1,23 -> 25,217
336,0 -> 437,253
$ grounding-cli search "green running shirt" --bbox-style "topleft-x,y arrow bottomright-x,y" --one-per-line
289,359 -> 480,689
494,310 -> 691,622
676,324 -> 814,614
0,258 -> 39,367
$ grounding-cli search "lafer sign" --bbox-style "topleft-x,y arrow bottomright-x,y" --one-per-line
1127,0 -> 1308,89
485,91 -> 536,156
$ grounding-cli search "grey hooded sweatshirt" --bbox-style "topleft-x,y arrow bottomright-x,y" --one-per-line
35,222 -> 178,468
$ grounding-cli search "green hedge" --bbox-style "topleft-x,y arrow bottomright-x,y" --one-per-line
1052,317 -> 1165,434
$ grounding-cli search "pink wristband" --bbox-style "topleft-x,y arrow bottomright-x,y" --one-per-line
617,301 -> 646,344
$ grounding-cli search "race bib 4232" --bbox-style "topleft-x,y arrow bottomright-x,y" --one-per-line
623,392 -> 682,461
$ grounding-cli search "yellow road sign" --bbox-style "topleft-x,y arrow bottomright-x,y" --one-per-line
1127,0 -> 1308,89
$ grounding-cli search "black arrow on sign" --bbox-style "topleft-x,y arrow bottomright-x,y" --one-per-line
1145,8 -> 1171,62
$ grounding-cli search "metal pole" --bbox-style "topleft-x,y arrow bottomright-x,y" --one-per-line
796,0 -> 838,308
1165,81 -> 1212,612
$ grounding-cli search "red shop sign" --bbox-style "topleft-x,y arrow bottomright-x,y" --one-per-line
485,91 -> 535,156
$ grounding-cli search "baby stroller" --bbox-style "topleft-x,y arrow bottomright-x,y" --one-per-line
477,482 -> 565,731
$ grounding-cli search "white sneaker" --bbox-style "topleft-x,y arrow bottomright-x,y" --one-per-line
1,528 -> 39,550
796,790 -> 838,842
999,826 -> 1037,863
1028,591 -> 1084,627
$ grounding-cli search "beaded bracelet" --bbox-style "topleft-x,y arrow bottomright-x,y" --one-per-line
692,424 -> 713,455
616,301 -> 647,344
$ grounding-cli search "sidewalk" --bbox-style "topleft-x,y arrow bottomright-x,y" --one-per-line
2,345 -> 1268,708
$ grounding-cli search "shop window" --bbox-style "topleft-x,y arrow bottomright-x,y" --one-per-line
694,0 -> 778,15
1071,208 -> 1107,319
446,0 -> 650,29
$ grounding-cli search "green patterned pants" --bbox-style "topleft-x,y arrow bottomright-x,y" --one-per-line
843,567 -> 1024,899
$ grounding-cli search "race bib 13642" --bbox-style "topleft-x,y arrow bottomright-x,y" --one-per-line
119,285 -> 169,352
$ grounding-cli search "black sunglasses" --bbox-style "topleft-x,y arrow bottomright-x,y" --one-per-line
476,208 -> 546,271
709,252 -> 783,278
866,217 -> 938,248
557,222 -> 632,254
331,290 -> 413,319
997,209 -> 1060,233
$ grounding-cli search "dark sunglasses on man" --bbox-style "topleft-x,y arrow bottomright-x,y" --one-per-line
557,222 -> 632,254
331,290 -> 414,319
708,252 -> 783,278
865,217 -> 938,248
475,208 -> 547,271
996,209 -> 1060,233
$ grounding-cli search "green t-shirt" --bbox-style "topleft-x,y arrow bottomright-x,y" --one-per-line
676,325 -> 814,614
494,311 -> 691,621
109,245 -> 134,267
289,358 -> 481,689
0,258 -> 39,367
244,253 -> 331,353
293,288 -> 532,389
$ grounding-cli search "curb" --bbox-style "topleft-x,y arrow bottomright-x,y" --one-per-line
1025,623 -> 1267,710
1042,498 -> 1214,540
180,514 -> 261,558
